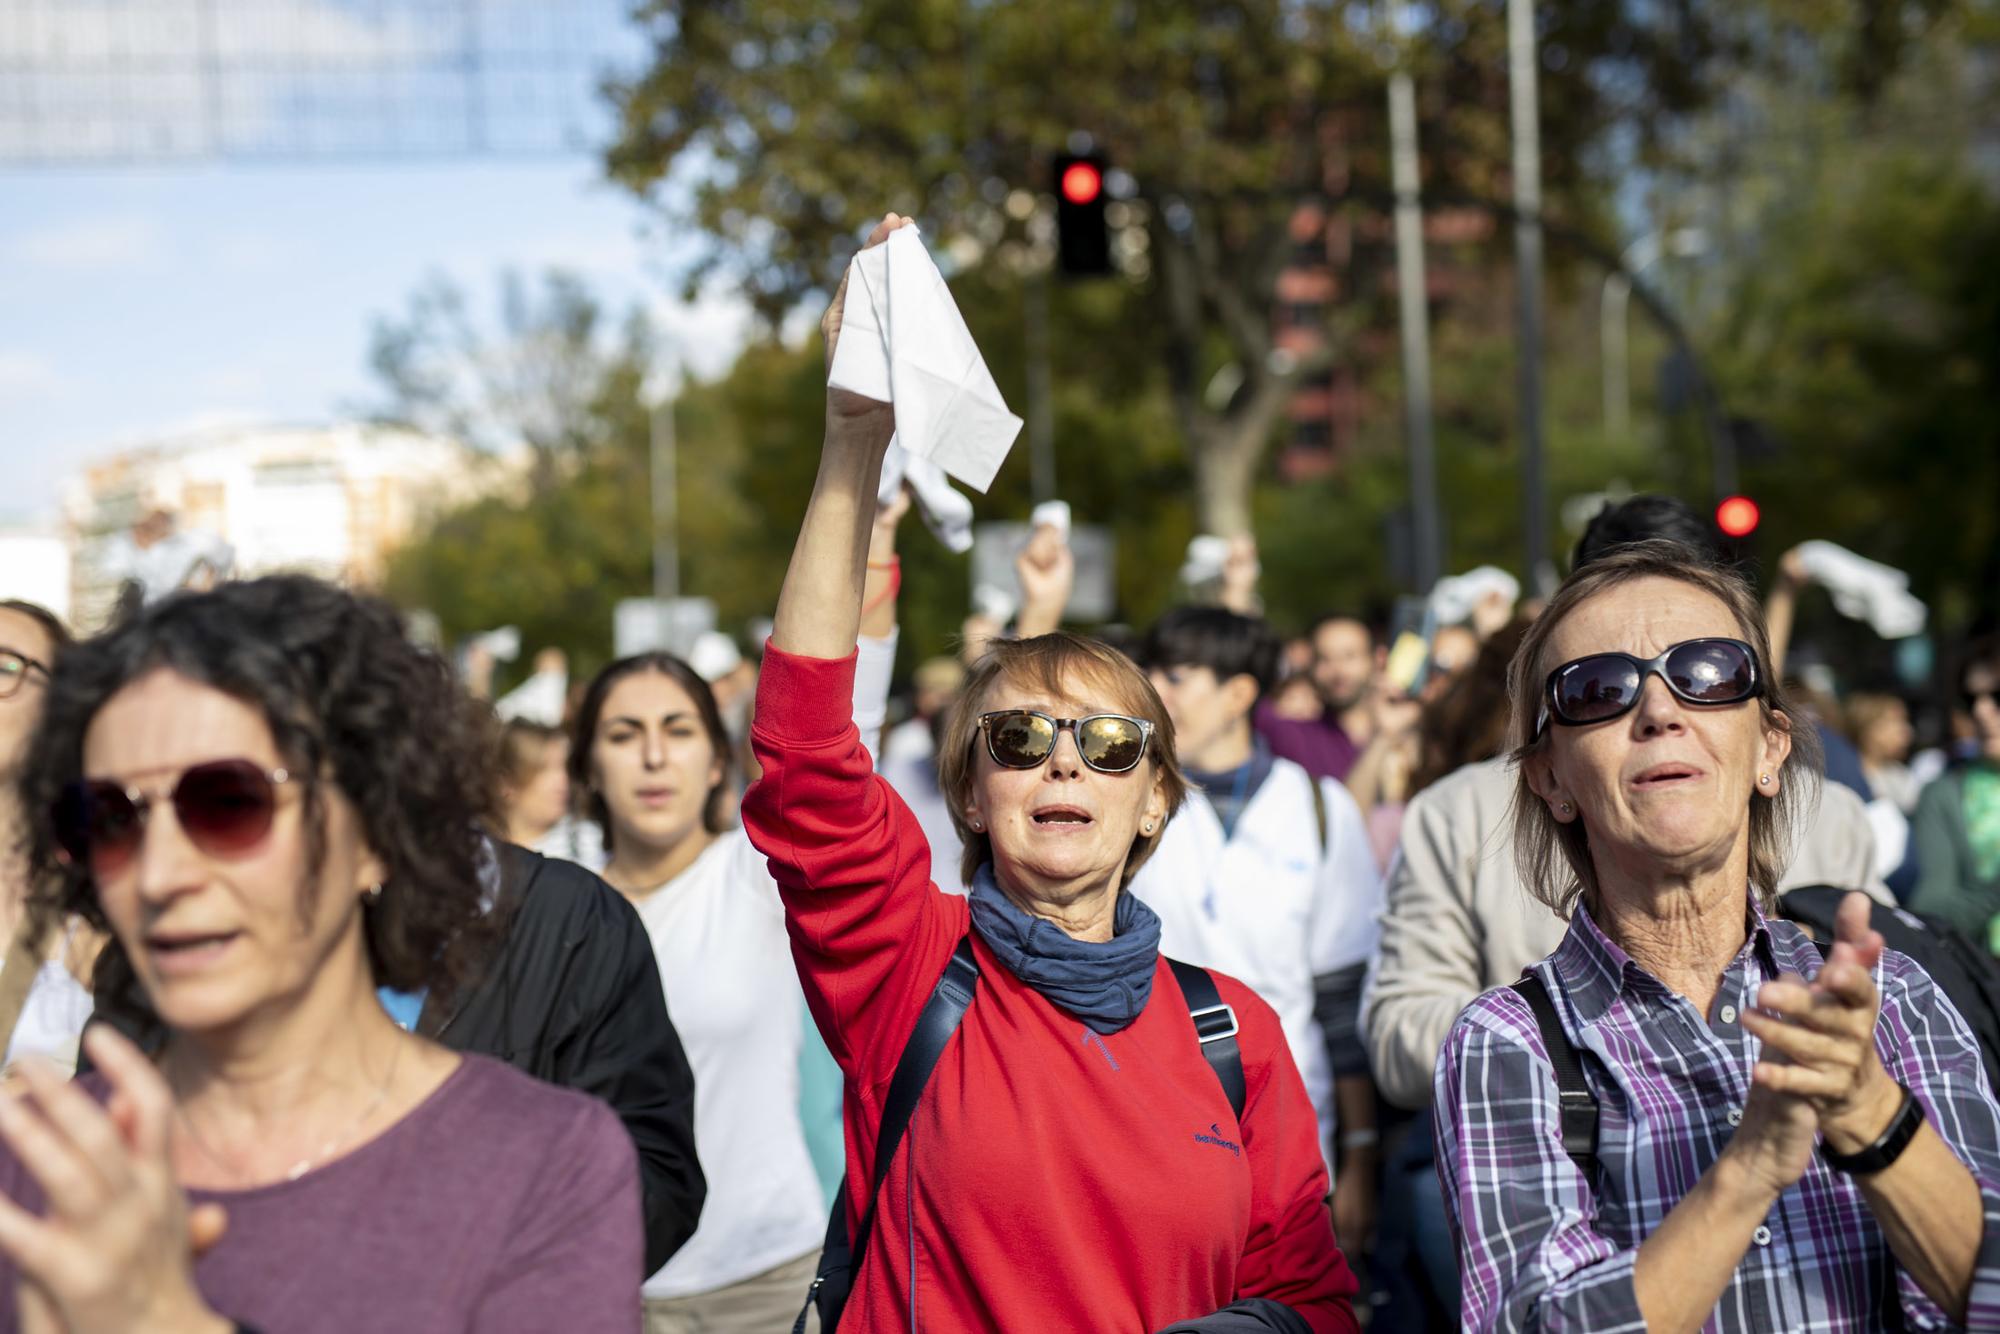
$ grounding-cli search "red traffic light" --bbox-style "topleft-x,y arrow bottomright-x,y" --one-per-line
1059,160 -> 1103,206
1715,495 -> 1761,538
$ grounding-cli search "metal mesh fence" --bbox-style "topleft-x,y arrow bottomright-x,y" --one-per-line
0,0 -> 642,163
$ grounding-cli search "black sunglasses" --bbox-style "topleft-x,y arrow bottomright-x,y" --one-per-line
1540,637 -> 1762,732
53,759 -> 296,878
1963,687 -> 1999,713
976,710 -> 1153,774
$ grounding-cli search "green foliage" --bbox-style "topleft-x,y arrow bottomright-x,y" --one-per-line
602,0 -> 1743,533
1711,153 -> 2000,631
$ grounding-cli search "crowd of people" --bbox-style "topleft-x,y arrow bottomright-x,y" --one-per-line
0,213 -> 1997,1331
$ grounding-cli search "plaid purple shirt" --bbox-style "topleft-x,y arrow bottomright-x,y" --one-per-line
1434,893 -> 2000,1332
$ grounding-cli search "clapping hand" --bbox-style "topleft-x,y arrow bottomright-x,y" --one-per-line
1741,891 -> 1903,1157
0,1028 -> 228,1334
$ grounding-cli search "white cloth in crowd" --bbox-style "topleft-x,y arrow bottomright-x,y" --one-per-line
827,223 -> 1022,493
1180,535 -> 1231,588
3,943 -> 94,1077
1127,757 -> 1385,1167
100,527 -> 235,604
878,444 -> 976,554
1796,539 -> 1928,639
688,631 -> 743,683
493,668 -> 567,727
1427,565 -> 1521,626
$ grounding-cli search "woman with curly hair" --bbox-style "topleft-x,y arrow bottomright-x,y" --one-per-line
0,575 -> 642,1333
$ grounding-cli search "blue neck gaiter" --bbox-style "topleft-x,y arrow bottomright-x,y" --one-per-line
967,862 -> 1161,1034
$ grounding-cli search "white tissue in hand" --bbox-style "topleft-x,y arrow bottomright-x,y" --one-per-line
878,444 -> 976,554
1795,541 -> 1927,639
827,225 -> 1023,493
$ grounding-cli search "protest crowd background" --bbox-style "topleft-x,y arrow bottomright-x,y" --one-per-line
3,1 -> 2000,1331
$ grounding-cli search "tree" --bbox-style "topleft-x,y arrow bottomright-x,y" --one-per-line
1711,153 -> 2000,633
603,0 -> 1733,536
367,269 -> 657,488
372,270 -> 762,672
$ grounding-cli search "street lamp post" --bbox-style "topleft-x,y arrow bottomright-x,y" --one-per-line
1600,228 -> 1707,440
1507,0 -> 1553,596
647,357 -> 680,650
1388,42 -> 1441,595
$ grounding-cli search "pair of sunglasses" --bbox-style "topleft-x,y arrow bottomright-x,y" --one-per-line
53,759 -> 296,877
1963,687 -> 1998,713
977,710 -> 1153,774
1541,637 -> 1761,731
0,651 -> 48,702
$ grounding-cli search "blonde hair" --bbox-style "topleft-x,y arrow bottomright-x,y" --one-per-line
1506,541 -> 1823,918
936,631 -> 1187,889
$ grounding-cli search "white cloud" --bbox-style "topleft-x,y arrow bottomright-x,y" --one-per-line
9,216 -> 163,272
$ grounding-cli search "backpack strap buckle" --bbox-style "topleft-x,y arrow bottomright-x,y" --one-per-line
1188,1002 -> 1239,1045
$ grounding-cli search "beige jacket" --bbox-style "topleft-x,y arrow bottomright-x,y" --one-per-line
1361,756 -> 1891,1109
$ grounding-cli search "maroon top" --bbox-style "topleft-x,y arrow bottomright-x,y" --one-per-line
0,1054 -> 642,1334
1253,699 -> 1359,783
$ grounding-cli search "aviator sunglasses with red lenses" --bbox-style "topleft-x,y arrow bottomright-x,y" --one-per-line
53,759 -> 296,877
1540,637 -> 1762,733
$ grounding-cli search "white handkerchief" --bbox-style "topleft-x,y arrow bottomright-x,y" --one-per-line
1796,540 -> 1927,639
827,225 -> 1024,493
878,444 -> 975,554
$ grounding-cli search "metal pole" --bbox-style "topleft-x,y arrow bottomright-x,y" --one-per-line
1601,271 -> 1632,441
650,388 -> 679,647
1025,268 -> 1056,502
1389,62 -> 1441,594
1507,0 -> 1552,595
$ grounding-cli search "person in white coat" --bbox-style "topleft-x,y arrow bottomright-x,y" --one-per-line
1128,604 -> 1386,1250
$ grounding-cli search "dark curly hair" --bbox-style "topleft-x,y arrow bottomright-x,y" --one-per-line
568,653 -> 734,855
18,575 -> 499,1038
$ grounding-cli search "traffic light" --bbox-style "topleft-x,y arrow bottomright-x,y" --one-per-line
1054,151 -> 1111,276
1715,495 -> 1761,539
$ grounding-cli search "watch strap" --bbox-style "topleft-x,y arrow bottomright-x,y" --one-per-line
1822,1084 -> 1925,1175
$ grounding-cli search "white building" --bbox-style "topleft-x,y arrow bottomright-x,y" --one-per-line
0,528 -> 72,621
63,421 -> 521,629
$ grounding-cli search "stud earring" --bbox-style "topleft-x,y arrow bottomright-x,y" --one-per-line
1759,774 -> 1771,787
364,882 -> 384,903
1143,822 -> 1155,836
1559,802 -> 1573,816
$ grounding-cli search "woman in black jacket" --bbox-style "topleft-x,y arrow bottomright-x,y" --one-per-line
424,841 -> 707,1276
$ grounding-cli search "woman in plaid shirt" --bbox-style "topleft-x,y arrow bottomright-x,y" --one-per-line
1434,541 -> 2000,1333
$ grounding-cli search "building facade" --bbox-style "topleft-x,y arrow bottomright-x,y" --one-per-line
63,421 -> 517,628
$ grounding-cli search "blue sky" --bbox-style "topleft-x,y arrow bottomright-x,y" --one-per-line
0,0 -> 754,525
0,158 -> 755,526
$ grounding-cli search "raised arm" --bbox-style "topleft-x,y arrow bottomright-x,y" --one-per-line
770,213 -> 913,661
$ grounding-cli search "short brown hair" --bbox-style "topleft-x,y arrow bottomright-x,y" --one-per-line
497,718 -> 565,792
1507,540 -> 1823,918
936,631 -> 1187,889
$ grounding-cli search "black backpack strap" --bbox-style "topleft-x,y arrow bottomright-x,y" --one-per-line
1510,971 -> 1598,1177
830,936 -> 979,1321
1167,957 -> 1247,1120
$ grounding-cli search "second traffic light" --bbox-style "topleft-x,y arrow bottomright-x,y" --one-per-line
1054,152 -> 1112,276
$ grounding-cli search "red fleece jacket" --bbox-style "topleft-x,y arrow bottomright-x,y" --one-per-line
742,645 -> 1360,1334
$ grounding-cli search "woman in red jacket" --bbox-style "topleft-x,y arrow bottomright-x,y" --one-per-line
742,212 -> 1359,1334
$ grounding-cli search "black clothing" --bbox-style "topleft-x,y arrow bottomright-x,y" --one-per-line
422,844 -> 704,1275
